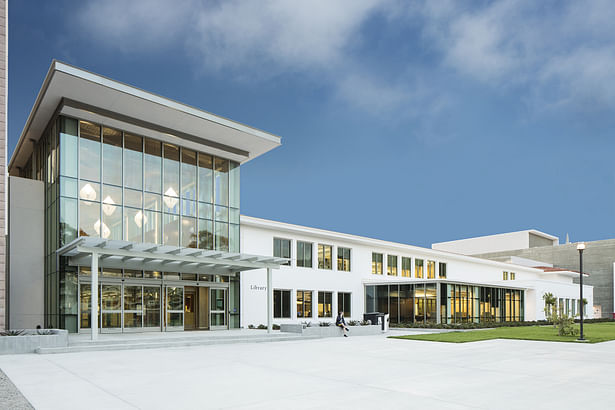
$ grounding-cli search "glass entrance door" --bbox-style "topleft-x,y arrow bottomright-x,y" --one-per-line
210,288 -> 227,330
165,286 -> 184,331
101,284 -> 122,332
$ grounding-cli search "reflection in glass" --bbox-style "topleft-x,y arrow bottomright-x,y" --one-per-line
181,217 -> 197,248
124,188 -> 142,208
79,181 -> 99,201
144,192 -> 161,211
144,210 -> 161,244
124,133 -> 143,190
198,202 -> 212,220
102,185 -> 122,211
229,161 -> 240,208
103,204 -> 122,240
214,157 -> 228,206
103,127 -> 122,186
163,213 -> 179,246
79,121 -> 101,182
79,200 -> 100,237
163,143 -> 179,201
60,177 -> 78,198
182,199 -> 197,217
124,208 -> 143,242
297,290 -> 312,318
415,259 -> 424,278
60,117 -> 78,178
144,287 -> 160,328
229,224 -> 239,253
198,219 -> 213,250
60,197 -> 77,245
79,283 -> 94,329
181,149 -> 197,199
215,205 -> 228,222
215,221 -> 229,251
198,153 -> 213,203
144,138 -> 162,193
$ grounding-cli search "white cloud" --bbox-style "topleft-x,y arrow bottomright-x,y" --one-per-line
74,0 -> 615,131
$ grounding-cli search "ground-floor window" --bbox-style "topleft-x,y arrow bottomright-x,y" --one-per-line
274,289 -> 291,318
338,292 -> 351,317
297,290 -> 312,318
318,291 -> 333,318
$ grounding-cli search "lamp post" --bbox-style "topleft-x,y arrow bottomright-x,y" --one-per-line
577,242 -> 585,341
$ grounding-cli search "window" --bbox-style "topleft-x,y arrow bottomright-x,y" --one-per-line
337,247 -> 351,271
318,291 -> 333,317
401,257 -> 411,277
297,290 -> 312,318
503,271 -> 508,280
297,241 -> 313,268
387,255 -> 398,276
439,262 -> 447,278
273,238 -> 291,265
415,259 -> 424,278
510,272 -> 516,280
372,253 -> 383,275
427,260 -> 436,279
318,244 -> 332,270
274,290 -> 291,318
338,292 -> 351,317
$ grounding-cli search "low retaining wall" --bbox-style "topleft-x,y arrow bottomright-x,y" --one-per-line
280,324 -> 383,337
0,330 -> 68,355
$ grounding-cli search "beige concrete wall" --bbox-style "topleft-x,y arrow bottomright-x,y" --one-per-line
0,0 -> 7,330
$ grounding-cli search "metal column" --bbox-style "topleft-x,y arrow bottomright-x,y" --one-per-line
267,267 -> 273,334
91,251 -> 98,341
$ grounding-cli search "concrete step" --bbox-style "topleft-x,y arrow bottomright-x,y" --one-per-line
68,332 -> 293,347
36,334 -> 320,354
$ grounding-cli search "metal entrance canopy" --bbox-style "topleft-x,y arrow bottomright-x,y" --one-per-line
57,237 -> 288,339
57,237 -> 288,275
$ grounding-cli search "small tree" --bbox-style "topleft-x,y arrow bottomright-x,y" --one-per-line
542,292 -> 556,324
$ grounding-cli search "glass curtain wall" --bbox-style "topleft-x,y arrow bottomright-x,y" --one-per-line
365,283 -> 524,325
40,115 -> 242,331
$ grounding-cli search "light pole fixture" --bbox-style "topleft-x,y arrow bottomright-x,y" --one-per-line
577,242 -> 585,341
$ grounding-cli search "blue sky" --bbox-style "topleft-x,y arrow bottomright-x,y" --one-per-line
8,0 -> 615,247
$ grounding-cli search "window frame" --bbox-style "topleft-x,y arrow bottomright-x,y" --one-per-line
387,255 -> 398,276
337,247 -> 351,272
317,291 -> 333,318
372,252 -> 383,275
273,237 -> 291,266
438,262 -> 447,279
317,243 -> 333,270
296,241 -> 313,268
273,289 -> 291,319
337,292 -> 351,317
296,290 -> 313,318
415,258 -> 424,278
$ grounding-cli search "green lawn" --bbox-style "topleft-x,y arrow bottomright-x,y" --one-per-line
389,322 -> 615,344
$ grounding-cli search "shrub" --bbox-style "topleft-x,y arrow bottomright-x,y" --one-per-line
257,324 -> 267,330
0,329 -> 25,336
348,320 -> 360,326
272,324 -> 280,330
553,313 -> 579,336
248,324 -> 255,329
360,320 -> 370,326
319,322 -> 332,327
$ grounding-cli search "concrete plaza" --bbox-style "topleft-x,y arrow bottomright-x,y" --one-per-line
0,329 -> 613,409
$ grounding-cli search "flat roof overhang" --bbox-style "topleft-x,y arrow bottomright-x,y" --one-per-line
57,237 -> 288,275
10,60 -> 282,173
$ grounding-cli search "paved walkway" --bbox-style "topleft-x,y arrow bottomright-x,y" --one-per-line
1,332 -> 613,409
0,368 -> 34,409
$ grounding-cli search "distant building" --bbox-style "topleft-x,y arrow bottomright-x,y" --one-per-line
433,231 -> 615,319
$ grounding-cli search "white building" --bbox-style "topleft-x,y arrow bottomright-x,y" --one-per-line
240,217 -> 592,327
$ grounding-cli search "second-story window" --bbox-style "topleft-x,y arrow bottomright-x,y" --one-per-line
273,238 -> 291,266
372,252 -> 383,275
415,259 -> 424,278
337,247 -> 351,271
510,272 -> 516,280
318,244 -> 332,270
387,255 -> 398,276
402,257 -> 411,277
439,262 -> 447,278
427,260 -> 436,279
503,271 -> 508,280
297,241 -> 313,268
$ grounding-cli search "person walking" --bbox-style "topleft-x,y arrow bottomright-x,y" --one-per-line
336,311 -> 350,337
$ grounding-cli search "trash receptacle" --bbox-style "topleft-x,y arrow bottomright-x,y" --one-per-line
363,312 -> 381,326
382,313 -> 389,332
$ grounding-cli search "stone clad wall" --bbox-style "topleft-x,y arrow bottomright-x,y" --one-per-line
0,0 -> 7,330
